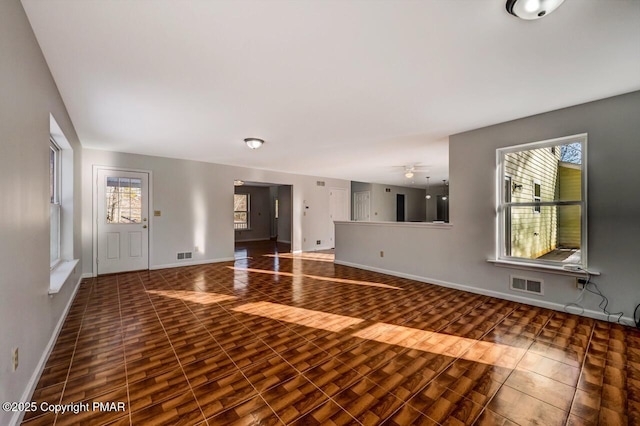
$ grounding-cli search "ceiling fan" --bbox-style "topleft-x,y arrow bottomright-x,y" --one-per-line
394,164 -> 430,179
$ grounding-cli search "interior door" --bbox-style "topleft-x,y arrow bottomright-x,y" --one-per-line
353,191 -> 370,221
97,169 -> 149,274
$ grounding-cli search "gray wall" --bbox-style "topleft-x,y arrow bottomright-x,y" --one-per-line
425,184 -> 447,222
0,1 -> 83,424
234,186 -> 271,242
277,185 -> 293,244
352,181 -> 428,222
337,91 -> 640,322
370,183 -> 426,222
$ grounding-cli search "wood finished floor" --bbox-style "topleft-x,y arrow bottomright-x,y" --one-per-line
23,241 -> 640,425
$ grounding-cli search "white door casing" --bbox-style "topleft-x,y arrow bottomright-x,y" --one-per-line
97,169 -> 149,274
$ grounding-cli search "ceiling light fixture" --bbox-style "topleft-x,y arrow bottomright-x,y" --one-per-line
426,177 -> 432,199
442,179 -> 448,201
405,171 -> 414,179
506,0 -> 565,20
234,180 -> 244,186
244,138 -> 265,149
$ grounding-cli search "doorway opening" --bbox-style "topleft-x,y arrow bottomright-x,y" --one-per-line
396,194 -> 405,222
234,181 -> 292,257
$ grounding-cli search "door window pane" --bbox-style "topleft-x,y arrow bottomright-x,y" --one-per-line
106,177 -> 142,224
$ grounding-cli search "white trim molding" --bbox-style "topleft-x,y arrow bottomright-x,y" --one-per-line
10,276 -> 82,426
334,259 -> 631,324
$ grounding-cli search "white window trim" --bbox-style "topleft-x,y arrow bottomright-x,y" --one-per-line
532,179 -> 541,214
50,139 -> 61,270
49,114 -> 79,294
495,133 -> 588,269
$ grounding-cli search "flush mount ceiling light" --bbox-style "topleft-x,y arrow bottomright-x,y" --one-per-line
506,0 -> 565,20
244,138 -> 264,149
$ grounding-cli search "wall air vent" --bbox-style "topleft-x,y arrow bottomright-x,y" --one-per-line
177,252 -> 185,260
316,181 -> 325,186
510,275 -> 544,295
184,252 -> 192,259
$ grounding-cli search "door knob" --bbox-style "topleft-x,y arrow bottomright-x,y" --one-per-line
143,225 -> 148,229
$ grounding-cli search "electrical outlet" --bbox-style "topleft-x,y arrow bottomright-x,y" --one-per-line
12,347 -> 18,371
194,246 -> 199,252
576,277 -> 588,289
380,251 -> 384,258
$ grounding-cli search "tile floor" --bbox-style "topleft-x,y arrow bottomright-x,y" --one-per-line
22,242 -> 640,425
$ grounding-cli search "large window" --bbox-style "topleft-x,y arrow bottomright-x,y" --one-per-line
50,139 -> 61,268
497,134 -> 587,267
234,193 -> 249,230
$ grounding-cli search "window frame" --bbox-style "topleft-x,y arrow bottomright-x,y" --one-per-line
50,138 -> 61,269
234,193 -> 250,230
496,133 -> 588,268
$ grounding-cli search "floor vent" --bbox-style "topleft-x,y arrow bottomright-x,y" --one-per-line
510,275 -> 544,295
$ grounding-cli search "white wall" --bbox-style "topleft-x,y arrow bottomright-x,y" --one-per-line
0,1 -> 83,424
82,150 -> 350,274
336,91 -> 640,322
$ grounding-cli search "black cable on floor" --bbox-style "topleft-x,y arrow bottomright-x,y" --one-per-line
585,281 -> 624,324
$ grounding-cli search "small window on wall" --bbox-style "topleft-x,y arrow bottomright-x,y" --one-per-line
497,134 -> 587,267
234,194 -> 249,230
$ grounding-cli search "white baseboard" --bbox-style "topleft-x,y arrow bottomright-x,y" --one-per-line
334,260 -> 635,324
81,272 -> 95,279
235,238 -> 271,243
10,275 -> 82,426
150,257 -> 235,270
277,239 -> 291,244
292,250 -> 302,254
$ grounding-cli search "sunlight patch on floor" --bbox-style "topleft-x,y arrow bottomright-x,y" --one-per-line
145,289 -> 237,305
228,266 -> 404,290
231,301 -> 364,332
263,252 -> 335,263
354,322 -> 526,368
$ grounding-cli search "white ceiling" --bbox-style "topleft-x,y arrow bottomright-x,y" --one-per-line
22,0 -> 640,188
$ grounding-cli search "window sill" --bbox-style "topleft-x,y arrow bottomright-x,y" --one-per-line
49,259 -> 79,295
487,259 -> 599,276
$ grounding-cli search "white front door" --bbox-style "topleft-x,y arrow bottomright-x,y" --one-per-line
97,169 -> 149,274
